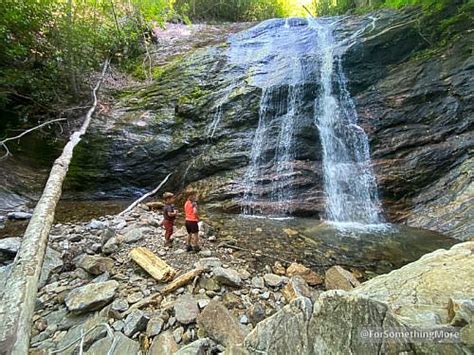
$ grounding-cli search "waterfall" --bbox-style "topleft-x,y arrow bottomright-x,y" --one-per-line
313,19 -> 384,226
237,18 -> 315,215
232,17 -> 384,225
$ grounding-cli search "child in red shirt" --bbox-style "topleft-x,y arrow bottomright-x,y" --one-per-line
162,192 -> 178,247
184,189 -> 200,252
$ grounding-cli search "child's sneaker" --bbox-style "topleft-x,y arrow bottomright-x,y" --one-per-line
193,246 -> 201,253
186,245 -> 193,252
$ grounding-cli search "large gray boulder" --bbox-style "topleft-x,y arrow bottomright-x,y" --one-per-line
86,332 -> 140,355
197,300 -> 246,347
174,294 -> 199,325
175,338 -> 212,355
231,242 -> 474,354
213,267 -> 242,287
76,255 -> 114,276
148,331 -> 179,355
65,280 -> 119,314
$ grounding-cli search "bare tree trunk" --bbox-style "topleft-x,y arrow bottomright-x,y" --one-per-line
0,57 -> 110,355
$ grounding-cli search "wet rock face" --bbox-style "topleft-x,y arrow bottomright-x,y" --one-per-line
61,8 -> 472,238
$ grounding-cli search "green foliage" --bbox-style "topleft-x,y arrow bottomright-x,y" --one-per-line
0,0 -> 174,118
173,0 -> 311,22
313,0 -> 470,16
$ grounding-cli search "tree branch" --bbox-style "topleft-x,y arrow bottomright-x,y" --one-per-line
0,118 -> 67,160
119,173 -> 173,216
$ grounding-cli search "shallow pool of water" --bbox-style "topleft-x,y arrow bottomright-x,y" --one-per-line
206,213 -> 457,279
1,201 -> 458,280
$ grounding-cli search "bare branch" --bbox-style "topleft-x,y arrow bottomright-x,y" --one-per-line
0,118 -> 67,160
119,172 -> 173,216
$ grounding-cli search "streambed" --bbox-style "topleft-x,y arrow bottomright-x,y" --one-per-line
2,201 -> 457,280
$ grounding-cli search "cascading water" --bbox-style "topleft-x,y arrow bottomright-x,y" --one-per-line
312,19 -> 384,226
234,18 -> 318,215
207,80 -> 238,140
230,17 -> 384,225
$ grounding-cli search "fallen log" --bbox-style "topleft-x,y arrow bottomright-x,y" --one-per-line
119,173 -> 172,216
129,247 -> 176,282
160,268 -> 204,295
0,57 -> 110,355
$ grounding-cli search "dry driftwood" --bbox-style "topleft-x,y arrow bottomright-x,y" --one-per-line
0,57 -> 110,355
160,268 -> 204,295
119,173 -> 172,216
129,247 -> 176,282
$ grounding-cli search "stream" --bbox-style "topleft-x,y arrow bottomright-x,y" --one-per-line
1,200 -> 456,281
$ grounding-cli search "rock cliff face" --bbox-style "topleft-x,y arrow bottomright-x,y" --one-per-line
228,242 -> 474,354
3,7 -> 472,239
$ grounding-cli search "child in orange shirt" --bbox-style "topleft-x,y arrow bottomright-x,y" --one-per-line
184,189 -> 200,252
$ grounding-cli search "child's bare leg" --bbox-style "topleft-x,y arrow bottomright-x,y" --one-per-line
186,233 -> 193,251
191,233 -> 200,250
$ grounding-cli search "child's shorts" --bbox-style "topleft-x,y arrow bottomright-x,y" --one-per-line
185,220 -> 199,234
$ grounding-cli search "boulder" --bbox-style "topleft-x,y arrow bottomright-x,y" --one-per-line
244,297 -> 313,354
7,211 -> 32,220
111,298 -> 129,313
123,227 -> 150,243
236,242 -> 474,354
199,276 -> 220,292
353,241 -> 474,326
251,276 -> 264,289
123,310 -> 149,337
0,237 -> 21,262
271,262 -> 286,275
56,314 -> 109,354
195,257 -> 222,271
175,338 -> 211,355
286,262 -> 323,286
281,276 -> 315,303
213,267 -> 242,287
263,273 -> 287,288
87,219 -> 108,230
197,301 -> 246,347
174,295 -> 200,325
65,280 -> 119,314
102,237 -> 120,255
324,265 -> 360,291
86,332 -> 140,355
146,316 -> 165,337
38,247 -> 64,288
148,331 -> 179,355
77,255 -> 114,276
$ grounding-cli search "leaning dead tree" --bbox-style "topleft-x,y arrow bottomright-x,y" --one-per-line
0,57 -> 110,355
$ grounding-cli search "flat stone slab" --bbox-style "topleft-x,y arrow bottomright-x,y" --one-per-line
65,280 -> 119,314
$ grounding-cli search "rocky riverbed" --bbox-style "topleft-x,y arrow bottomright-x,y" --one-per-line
0,203 -> 471,354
